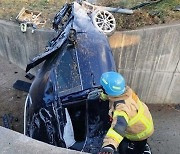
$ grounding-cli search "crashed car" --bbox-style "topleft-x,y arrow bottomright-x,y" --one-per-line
24,2 -> 116,153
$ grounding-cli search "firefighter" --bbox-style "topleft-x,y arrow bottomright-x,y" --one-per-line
99,71 -> 154,154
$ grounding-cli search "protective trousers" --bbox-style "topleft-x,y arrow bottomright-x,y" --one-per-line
118,138 -> 147,154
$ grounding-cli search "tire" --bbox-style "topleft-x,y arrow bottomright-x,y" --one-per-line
91,10 -> 116,36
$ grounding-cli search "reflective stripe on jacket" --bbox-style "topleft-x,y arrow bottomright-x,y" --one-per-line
102,87 -> 154,149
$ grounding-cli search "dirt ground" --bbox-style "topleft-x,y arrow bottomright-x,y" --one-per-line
148,104 -> 180,154
0,56 -> 30,133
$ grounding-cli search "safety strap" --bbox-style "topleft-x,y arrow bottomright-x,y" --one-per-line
106,128 -> 124,143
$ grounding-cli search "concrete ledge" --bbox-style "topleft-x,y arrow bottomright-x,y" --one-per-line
0,126 -> 86,154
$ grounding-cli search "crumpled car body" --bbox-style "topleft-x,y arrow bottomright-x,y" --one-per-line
24,2 -> 116,153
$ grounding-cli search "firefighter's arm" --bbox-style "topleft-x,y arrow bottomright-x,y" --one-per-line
102,109 -> 129,150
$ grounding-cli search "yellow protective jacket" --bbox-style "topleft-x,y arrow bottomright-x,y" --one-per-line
102,87 -> 154,149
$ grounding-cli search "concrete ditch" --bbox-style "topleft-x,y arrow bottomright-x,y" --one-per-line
0,20 -> 180,153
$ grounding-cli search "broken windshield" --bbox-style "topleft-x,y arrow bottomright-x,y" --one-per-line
56,47 -> 81,92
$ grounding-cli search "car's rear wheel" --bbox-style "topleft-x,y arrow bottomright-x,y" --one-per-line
92,10 -> 116,36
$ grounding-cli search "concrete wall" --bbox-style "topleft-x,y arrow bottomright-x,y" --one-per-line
0,20 -> 179,104
0,20 -> 56,73
0,126 -> 86,154
110,24 -> 180,104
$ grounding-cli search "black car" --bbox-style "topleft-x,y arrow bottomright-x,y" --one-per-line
24,2 -> 116,153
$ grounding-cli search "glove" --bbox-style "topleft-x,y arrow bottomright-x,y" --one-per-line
100,92 -> 108,101
99,145 -> 115,154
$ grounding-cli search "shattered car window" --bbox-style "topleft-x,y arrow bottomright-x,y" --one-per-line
56,48 -> 81,92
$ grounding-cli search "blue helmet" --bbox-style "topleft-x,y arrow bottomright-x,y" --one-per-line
100,71 -> 126,96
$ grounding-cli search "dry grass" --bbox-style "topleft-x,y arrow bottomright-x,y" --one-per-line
0,0 -> 72,28
114,0 -> 180,30
0,0 -> 180,30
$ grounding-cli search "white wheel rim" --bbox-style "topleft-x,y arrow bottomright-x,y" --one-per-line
93,10 -> 116,34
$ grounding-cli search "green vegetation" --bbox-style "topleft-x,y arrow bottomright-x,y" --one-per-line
114,0 -> 180,30
144,0 -> 180,20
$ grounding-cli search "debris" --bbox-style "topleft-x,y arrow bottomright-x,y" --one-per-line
20,23 -> 27,32
13,80 -> 31,93
173,5 -> 180,11
175,104 -> 180,110
16,95 -> 21,99
16,7 -> 46,31
25,73 -> 35,80
2,114 -> 14,129
15,118 -> 19,122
